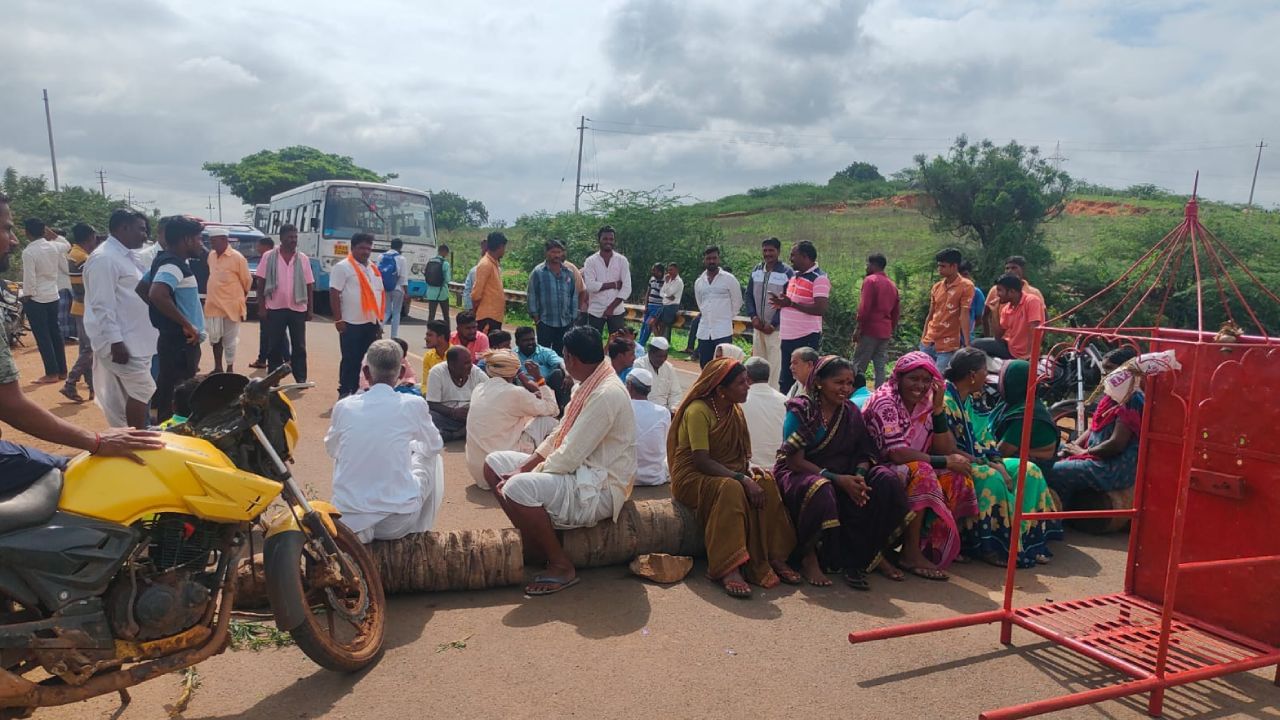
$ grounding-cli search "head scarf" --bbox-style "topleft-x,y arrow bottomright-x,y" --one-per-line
862,350 -> 943,456
483,349 -> 521,379
667,358 -> 742,460
988,359 -> 1055,443
802,354 -> 841,396
782,355 -> 853,460
715,343 -> 746,363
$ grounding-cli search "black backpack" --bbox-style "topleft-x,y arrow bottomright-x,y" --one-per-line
424,256 -> 445,286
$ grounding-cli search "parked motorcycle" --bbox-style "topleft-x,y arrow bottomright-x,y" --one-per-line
0,365 -> 385,718
1,280 -> 24,348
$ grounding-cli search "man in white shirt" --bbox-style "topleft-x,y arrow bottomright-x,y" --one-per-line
380,238 -> 409,339
483,326 -> 637,596
742,357 -> 788,468
581,225 -> 631,333
466,350 -> 560,489
20,218 -> 68,383
626,368 -> 670,486
693,245 -> 743,368
84,209 -> 158,428
631,336 -> 683,413
326,340 -> 444,543
330,233 -> 384,399
424,345 -> 488,441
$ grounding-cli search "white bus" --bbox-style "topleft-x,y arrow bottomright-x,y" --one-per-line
252,180 -> 439,312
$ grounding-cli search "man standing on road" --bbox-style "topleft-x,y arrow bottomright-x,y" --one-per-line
638,263 -> 665,347
582,225 -> 631,333
84,209 -> 157,429
248,237 -> 285,369
423,243 -> 451,327
771,240 -> 829,393
744,237 -> 792,388
60,223 -> 99,403
462,237 -> 487,312
254,224 -> 314,383
20,218 -> 67,384
920,247 -> 974,374
960,261 -> 986,345
974,274 -> 1046,361
204,227 -> 251,374
693,245 -> 742,368
527,239 -> 578,355
146,217 -> 207,423
482,325 -> 636,596
983,255 -> 1042,337
330,233 -> 384,399
852,253 -> 900,388
472,232 -> 507,334
380,238 -> 409,339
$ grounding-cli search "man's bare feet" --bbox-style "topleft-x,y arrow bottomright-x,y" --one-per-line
799,552 -> 832,586
719,568 -> 751,598
877,563 -> 905,581
33,375 -> 59,385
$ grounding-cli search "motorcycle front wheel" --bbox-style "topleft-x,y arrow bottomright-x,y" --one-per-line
275,522 -> 386,672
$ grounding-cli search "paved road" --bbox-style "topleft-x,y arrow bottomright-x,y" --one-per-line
5,320 -> 1273,720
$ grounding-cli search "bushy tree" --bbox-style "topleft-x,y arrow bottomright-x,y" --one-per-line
431,190 -> 489,230
914,136 -> 1071,276
829,161 -> 884,184
1,168 -> 138,278
203,146 -> 392,205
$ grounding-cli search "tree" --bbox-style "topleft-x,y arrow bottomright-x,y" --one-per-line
431,190 -> 489,231
914,136 -> 1071,276
202,146 -> 392,205
829,161 -> 884,184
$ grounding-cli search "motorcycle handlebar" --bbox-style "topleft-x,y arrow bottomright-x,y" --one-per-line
244,364 -> 293,402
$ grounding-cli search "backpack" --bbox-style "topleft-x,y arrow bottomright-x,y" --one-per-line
424,255 -> 445,287
378,251 -> 400,291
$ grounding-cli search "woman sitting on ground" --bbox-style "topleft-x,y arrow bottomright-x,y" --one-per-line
669,357 -> 799,598
987,359 -> 1059,482
1051,347 -> 1142,507
943,348 -> 1062,567
862,351 -> 977,581
775,356 -> 908,589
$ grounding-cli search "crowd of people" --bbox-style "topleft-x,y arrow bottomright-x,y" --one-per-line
0,196 -> 1145,600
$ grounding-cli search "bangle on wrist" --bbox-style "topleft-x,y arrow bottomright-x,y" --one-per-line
819,469 -> 837,481
91,432 -> 102,454
854,467 -> 868,478
929,455 -> 948,469
733,472 -> 747,482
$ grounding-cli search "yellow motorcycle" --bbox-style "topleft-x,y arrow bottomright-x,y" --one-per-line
0,365 -> 385,717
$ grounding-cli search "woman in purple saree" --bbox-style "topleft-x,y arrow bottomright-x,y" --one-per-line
774,356 -> 910,589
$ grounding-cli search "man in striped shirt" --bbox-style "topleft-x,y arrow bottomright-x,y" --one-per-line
60,224 -> 99,403
770,240 -> 829,393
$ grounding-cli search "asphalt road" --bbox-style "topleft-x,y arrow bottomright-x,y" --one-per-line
6,311 -> 1275,720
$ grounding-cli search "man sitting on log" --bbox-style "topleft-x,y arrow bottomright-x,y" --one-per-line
327,339 -> 445,543
483,326 -> 637,596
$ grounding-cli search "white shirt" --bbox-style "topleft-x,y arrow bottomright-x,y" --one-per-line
51,237 -> 71,291
582,251 -> 632,317
694,269 -> 743,340
465,377 -> 560,485
329,257 -> 383,325
424,362 -> 487,407
384,250 -> 408,289
632,355 -> 684,413
83,236 -> 159,356
631,399 -> 671,486
326,384 -> 444,517
20,238 -> 64,303
660,275 -> 684,306
743,382 -> 788,468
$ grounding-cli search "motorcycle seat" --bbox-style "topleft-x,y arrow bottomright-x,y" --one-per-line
0,469 -> 63,535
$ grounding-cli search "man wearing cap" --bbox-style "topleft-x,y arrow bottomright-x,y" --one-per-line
204,227 -> 252,373
626,368 -> 670,486
465,349 -> 560,488
631,336 -> 683,413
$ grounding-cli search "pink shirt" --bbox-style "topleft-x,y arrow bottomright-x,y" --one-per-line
857,271 -> 900,340
254,250 -> 315,312
780,265 -> 830,340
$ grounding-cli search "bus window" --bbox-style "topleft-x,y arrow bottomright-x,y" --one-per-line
270,210 -> 281,234
310,200 -> 322,231
298,204 -> 308,233
322,186 -> 434,244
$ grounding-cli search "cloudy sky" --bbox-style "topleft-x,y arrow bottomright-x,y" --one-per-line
4,0 -> 1277,223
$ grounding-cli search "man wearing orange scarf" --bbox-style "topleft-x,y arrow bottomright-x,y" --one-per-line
330,233 -> 384,398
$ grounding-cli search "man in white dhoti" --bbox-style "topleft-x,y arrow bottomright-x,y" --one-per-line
483,326 -> 636,596
466,349 -> 560,489
326,340 -> 444,543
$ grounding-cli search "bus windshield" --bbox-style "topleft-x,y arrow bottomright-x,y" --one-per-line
322,186 -> 435,243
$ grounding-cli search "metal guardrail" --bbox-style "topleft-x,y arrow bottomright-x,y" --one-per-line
443,281 -> 754,338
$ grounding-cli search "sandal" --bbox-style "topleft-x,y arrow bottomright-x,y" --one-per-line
773,566 -> 803,586
844,571 -> 871,591
58,386 -> 85,403
525,575 -> 580,596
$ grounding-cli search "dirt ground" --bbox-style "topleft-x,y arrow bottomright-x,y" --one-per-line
6,309 -> 1276,720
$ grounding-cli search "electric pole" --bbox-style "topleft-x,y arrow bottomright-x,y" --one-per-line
97,169 -> 107,197
1247,139 -> 1266,210
216,182 -> 223,222
207,197 -> 216,218
1048,141 -> 1068,173
126,189 -> 133,208
574,116 -> 586,213
42,89 -> 60,191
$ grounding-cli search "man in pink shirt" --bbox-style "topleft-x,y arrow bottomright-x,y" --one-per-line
769,240 -> 829,393
852,253 -> 900,387
974,274 -> 1046,360
253,223 -> 315,382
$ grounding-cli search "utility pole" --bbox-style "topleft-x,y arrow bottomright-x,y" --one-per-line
1247,139 -> 1266,210
97,169 -> 107,197
207,197 -> 216,218
126,189 -> 133,208
216,182 -> 223,222
1048,141 -> 1068,173
574,115 -> 586,213
42,89 -> 60,191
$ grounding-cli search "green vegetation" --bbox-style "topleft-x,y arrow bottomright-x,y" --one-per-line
228,619 -> 295,651
203,146 -> 394,205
